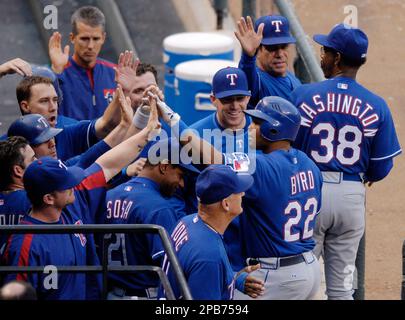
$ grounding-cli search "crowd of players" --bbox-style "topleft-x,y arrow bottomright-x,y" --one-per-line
0,6 -> 401,300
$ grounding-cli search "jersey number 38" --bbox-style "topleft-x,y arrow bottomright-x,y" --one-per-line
311,123 -> 362,165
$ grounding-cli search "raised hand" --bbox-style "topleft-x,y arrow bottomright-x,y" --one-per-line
145,93 -> 162,141
234,16 -> 264,57
114,50 -> 140,94
48,32 -> 70,74
0,58 -> 32,77
116,84 -> 134,127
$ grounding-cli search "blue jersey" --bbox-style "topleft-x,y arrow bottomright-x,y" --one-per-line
64,140 -> 110,168
291,77 -> 402,179
103,177 -> 182,291
56,115 -> 78,127
58,57 -> 116,120
160,214 -> 236,300
55,119 -> 99,161
191,113 -> 251,154
0,190 -> 31,253
239,52 -> 301,108
2,163 -> 107,300
236,148 -> 323,257
191,114 -> 252,271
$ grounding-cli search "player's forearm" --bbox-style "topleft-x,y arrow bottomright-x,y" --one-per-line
103,122 -> 130,148
180,126 -> 223,165
96,127 -> 150,182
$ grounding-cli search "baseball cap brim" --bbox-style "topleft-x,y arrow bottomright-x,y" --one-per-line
59,166 -> 86,191
244,109 -> 279,126
261,36 -> 296,46
312,34 -> 331,48
32,127 -> 63,145
215,89 -> 251,99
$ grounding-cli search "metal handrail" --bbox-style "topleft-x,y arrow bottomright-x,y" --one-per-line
0,224 -> 192,300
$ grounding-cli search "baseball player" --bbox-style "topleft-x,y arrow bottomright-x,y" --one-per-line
155,93 -> 323,300
8,85 -> 132,168
235,15 -> 301,107
1,94 -> 160,300
159,164 -> 264,300
0,137 -> 35,253
48,6 -> 116,120
190,66 -> 252,271
291,24 -> 402,300
103,138 -> 199,300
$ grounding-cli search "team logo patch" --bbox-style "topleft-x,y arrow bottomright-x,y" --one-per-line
0,199 -> 4,206
224,152 -> 250,172
74,220 -> 87,247
124,186 -> 133,192
104,89 -> 116,103
337,83 -> 348,90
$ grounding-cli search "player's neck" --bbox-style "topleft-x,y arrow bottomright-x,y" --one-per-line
30,207 -> 62,223
262,141 -> 291,154
332,68 -> 358,80
199,211 -> 232,235
6,181 -> 24,192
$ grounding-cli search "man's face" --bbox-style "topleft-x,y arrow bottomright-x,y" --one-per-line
22,84 -> 58,127
319,46 -> 337,79
129,72 -> 157,109
71,22 -> 106,67
213,95 -> 250,130
32,138 -> 57,159
257,44 -> 289,77
50,188 -> 75,209
21,145 -> 37,169
226,192 -> 245,216
248,119 -> 265,150
159,165 -> 185,197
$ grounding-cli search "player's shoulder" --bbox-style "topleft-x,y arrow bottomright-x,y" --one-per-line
96,58 -> 117,71
189,113 -> 216,131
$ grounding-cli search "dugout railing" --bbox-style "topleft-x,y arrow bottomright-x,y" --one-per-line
0,224 -> 192,300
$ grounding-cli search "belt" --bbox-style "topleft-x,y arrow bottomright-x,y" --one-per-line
247,252 -> 314,269
321,171 -> 364,183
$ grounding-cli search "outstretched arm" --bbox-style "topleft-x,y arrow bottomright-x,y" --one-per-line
0,58 -> 32,77
96,94 -> 161,182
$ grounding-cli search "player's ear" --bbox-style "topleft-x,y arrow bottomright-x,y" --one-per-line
12,164 -> 24,180
43,193 -> 55,206
20,101 -> 30,114
158,163 -> 168,175
221,198 -> 230,212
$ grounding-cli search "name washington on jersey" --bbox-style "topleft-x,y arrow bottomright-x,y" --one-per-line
299,92 -> 379,130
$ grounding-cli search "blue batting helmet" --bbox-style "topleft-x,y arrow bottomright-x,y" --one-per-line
8,114 -> 63,145
244,96 -> 301,142
31,65 -> 63,103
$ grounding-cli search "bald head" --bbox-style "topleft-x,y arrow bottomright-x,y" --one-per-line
0,281 -> 37,300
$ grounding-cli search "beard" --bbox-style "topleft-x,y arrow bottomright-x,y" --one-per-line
159,182 -> 178,198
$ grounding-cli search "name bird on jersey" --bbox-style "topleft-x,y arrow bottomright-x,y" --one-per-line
291,77 -> 401,174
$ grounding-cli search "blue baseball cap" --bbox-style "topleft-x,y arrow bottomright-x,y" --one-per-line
212,67 -> 251,99
313,23 -> 368,60
196,164 -> 254,205
8,114 -> 62,145
23,157 -> 86,197
255,15 -> 296,46
146,138 -> 200,174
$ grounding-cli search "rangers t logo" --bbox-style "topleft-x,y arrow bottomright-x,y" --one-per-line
272,20 -> 283,32
226,73 -> 238,86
